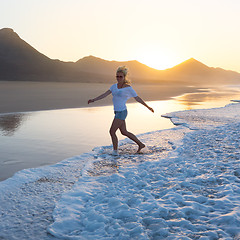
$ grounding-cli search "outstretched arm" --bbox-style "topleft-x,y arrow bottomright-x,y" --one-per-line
88,90 -> 111,104
134,96 -> 154,112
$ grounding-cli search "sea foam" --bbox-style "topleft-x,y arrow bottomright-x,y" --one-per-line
1,103 -> 240,239
48,103 -> 240,239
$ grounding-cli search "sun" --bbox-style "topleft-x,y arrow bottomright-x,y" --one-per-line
139,55 -> 175,70
134,46 -> 178,70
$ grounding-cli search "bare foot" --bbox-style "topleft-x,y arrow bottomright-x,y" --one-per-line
136,144 -> 145,153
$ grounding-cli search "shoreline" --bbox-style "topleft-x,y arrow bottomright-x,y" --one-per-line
0,81 -> 237,183
0,81 -> 199,114
1,102 -> 240,239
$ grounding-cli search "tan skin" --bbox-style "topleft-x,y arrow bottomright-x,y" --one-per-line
88,71 -> 154,153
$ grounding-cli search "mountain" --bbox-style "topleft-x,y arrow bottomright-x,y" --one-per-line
168,58 -> 210,74
0,28 -> 240,86
0,28 -> 62,80
75,56 -> 240,85
0,28 -> 104,82
0,28 -> 50,63
75,56 -> 160,80
166,58 -> 240,84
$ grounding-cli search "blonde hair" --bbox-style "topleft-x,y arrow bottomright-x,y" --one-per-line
116,66 -> 131,84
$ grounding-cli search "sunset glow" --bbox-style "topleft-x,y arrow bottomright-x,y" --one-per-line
133,45 -> 180,70
1,0 -> 240,72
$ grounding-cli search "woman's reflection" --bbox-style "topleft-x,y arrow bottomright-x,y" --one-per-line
0,113 -> 27,136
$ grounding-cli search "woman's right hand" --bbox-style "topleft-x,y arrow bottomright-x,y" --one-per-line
88,99 -> 94,104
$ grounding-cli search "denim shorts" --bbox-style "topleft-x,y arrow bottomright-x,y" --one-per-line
114,109 -> 128,120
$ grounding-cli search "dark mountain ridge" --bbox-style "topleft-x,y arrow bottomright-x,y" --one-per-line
0,28 -> 239,85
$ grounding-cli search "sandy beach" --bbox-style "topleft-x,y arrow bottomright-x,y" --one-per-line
0,81 -> 198,114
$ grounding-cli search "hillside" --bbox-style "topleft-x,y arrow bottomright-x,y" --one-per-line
0,28 -> 240,85
0,28 -> 64,80
75,56 -> 160,80
163,58 -> 240,84
0,28 -> 102,82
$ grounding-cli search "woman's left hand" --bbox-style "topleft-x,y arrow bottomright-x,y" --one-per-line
149,107 -> 154,113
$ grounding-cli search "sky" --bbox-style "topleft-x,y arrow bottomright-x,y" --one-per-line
1,0 -> 240,72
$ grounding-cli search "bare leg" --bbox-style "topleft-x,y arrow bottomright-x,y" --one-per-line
109,118 -> 124,151
119,121 -> 145,153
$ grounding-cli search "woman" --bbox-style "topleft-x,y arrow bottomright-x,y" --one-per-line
88,66 -> 154,155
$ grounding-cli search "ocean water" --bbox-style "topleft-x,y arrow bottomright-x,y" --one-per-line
1,101 -> 240,239
1,87 -> 240,239
0,101 -> 172,181
0,86 -> 239,181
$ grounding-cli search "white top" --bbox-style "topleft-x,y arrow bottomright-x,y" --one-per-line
109,83 -> 138,111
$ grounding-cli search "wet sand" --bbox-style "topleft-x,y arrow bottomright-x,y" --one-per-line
0,81 -> 197,114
